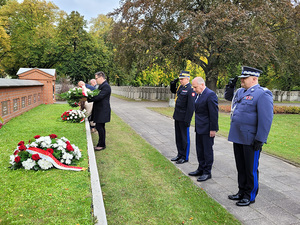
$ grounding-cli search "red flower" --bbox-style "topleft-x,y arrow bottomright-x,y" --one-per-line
32,154 -> 40,161
15,156 -> 21,163
66,141 -> 70,145
49,134 -> 57,139
14,150 -> 20,155
18,144 -> 26,151
46,148 -> 54,154
18,141 -> 25,146
34,135 -> 41,139
66,144 -> 74,152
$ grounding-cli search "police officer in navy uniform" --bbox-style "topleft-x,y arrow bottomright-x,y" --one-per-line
225,66 -> 273,206
170,71 -> 195,164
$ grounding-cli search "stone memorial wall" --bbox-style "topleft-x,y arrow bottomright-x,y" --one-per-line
111,86 -> 300,102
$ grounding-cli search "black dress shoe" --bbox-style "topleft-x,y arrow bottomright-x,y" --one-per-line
197,174 -> 211,182
176,158 -> 188,164
228,193 -> 243,201
94,146 -> 106,151
236,198 -> 255,207
171,156 -> 180,161
188,170 -> 203,176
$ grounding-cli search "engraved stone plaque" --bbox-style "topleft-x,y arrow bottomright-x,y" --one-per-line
13,99 -> 18,112
2,101 -> 8,116
22,97 -> 26,108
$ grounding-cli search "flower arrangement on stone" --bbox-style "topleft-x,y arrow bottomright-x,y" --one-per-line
59,86 -> 99,107
9,134 -> 84,171
61,109 -> 86,123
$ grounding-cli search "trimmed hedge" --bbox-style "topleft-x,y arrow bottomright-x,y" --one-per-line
219,105 -> 300,114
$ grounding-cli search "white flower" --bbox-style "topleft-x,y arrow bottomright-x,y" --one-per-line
65,159 -> 71,165
38,159 -> 53,170
75,116 -> 78,119
30,142 -> 38,147
51,143 -> 58,148
60,137 -> 68,142
10,155 -> 15,165
74,151 -> 82,160
44,136 -> 52,144
62,153 -> 73,160
57,146 -> 64,151
41,142 -> 48,148
22,158 -> 36,170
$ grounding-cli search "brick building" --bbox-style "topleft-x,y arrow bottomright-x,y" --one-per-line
17,68 -> 56,104
0,68 -> 56,124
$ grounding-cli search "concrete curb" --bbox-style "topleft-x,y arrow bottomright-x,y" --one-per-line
85,119 -> 107,225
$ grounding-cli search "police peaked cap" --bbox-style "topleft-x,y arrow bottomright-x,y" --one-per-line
239,66 -> 263,78
179,71 -> 190,79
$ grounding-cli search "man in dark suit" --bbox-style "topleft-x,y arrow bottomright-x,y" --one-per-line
170,71 -> 195,164
188,77 -> 219,181
88,71 -> 111,151
225,66 -> 273,206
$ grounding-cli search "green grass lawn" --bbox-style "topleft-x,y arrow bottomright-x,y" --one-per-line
148,107 -> 300,166
93,111 -> 240,224
0,104 -> 92,225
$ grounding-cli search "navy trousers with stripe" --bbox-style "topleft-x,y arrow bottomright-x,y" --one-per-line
233,143 -> 261,201
175,120 -> 190,161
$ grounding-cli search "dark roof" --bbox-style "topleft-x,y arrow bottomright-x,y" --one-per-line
0,78 -> 44,87
17,68 -> 56,76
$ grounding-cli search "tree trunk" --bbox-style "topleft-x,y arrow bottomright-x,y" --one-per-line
205,71 -> 218,92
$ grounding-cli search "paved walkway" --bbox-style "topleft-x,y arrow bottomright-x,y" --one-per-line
110,96 -> 300,225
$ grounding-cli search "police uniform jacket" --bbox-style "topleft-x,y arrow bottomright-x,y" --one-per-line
228,84 -> 273,145
88,80 -> 111,124
173,83 -> 195,124
195,87 -> 219,134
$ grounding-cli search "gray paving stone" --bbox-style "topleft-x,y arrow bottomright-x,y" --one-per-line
242,218 -> 275,225
259,206 -> 300,224
272,198 -> 300,215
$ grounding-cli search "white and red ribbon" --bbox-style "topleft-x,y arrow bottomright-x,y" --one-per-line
82,86 -> 88,97
26,147 -> 84,171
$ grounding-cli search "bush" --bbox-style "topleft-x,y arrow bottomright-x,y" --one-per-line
219,105 -> 231,113
273,106 -> 300,114
219,105 -> 300,114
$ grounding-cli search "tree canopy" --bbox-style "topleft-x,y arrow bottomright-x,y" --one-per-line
110,0 -> 299,90
0,0 -> 299,90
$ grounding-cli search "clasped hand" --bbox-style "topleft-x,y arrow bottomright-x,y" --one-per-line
252,140 -> 263,151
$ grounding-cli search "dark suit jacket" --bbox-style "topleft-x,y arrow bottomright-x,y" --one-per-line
195,87 -> 219,134
88,80 -> 111,123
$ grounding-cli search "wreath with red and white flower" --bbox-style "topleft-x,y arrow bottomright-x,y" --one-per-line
9,134 -> 84,171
